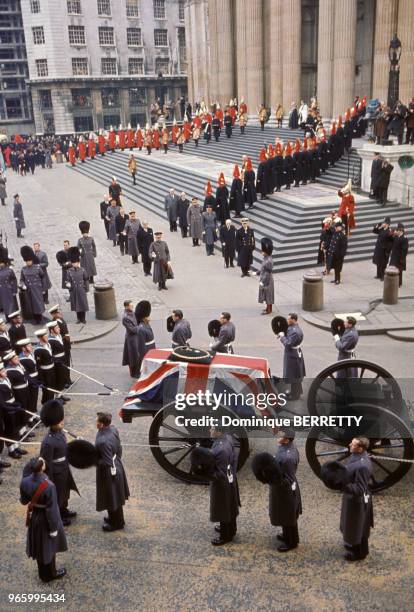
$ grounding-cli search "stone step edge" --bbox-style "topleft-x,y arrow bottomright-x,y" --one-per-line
301,312 -> 414,336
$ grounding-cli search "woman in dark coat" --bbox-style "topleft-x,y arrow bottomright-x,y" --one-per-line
229,165 -> 245,217
377,160 -> 394,205
243,158 -> 257,208
256,148 -> 269,200
288,104 -> 299,129
215,172 -> 230,224
20,457 -> 67,582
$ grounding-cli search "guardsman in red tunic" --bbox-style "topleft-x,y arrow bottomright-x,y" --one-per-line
98,131 -> 106,156
88,133 -> 96,159
229,100 -> 237,126
239,98 -> 247,116
68,141 -> 76,166
135,125 -> 143,151
152,123 -> 160,150
127,123 -> 135,150
78,136 -> 86,163
171,119 -> 179,147
216,103 -> 224,128
183,119 -> 191,143
108,127 -> 116,153
338,180 -> 356,237
144,124 -> 152,155
118,125 -> 126,151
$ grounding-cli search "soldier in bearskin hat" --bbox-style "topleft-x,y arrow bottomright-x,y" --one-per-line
135,300 -> 155,375
122,300 -> 139,379
0,246 -> 18,317
77,221 -> 97,284
276,313 -> 306,401
65,247 -> 89,324
20,246 -> 45,324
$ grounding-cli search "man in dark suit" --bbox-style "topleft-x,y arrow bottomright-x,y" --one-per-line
369,152 -> 382,200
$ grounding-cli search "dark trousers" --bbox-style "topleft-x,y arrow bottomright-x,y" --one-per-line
118,234 -> 128,255
219,517 -> 237,540
147,147 -> 151,155
205,243 -> 214,255
194,139 -> 199,146
178,144 -> 183,152
192,238 -> 199,246
17,225 -> 22,237
399,269 -> 403,287
108,506 -> 125,528
260,121 -> 265,131
76,311 -> 86,323
241,266 -> 250,275
334,261 -> 343,283
37,556 -> 57,582
406,126 -> 414,144
224,251 -> 234,267
349,536 -> 369,559
104,219 -> 110,238
378,186 -> 388,205
180,225 -> 188,238
1,198 -> 5,206
141,254 -> 152,275
289,381 -> 303,400
282,524 -> 299,548
163,145 -> 168,154
376,262 -> 387,280
169,221 -> 177,232
43,290 -> 49,304
240,126 -> 245,134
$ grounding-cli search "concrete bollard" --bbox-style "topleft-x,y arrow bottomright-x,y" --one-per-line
383,266 -> 400,305
93,280 -> 117,320
302,272 -> 324,311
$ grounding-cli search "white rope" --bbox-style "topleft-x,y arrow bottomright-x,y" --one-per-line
369,454 -> 414,464
0,435 -> 190,449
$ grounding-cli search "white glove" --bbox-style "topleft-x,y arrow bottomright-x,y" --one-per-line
14,217 -> 19,221
151,253 -> 156,259
21,284 -> 27,291
65,282 -> 71,289
209,342 -> 213,348
334,334 -> 340,342
278,332 -> 285,338
259,282 -> 264,287
110,466 -> 116,476
49,531 -> 58,537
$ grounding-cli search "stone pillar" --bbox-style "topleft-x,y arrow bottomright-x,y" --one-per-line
235,0 -> 247,105
383,267 -> 400,305
52,85 -> 74,134
207,0 -> 219,105
269,0 -> 283,110
302,273 -> 324,311
282,0 -> 301,112
184,1 -> 194,103
194,0 -> 210,104
397,0 -> 414,103
119,89 -> 130,127
332,0 -> 357,118
245,0 -> 263,114
215,0 -> 234,107
91,89 -> 103,131
30,88 -> 44,134
372,0 -> 398,102
317,0 -> 335,119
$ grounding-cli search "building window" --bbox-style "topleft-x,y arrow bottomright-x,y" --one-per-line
129,87 -> 146,105
0,49 -> 14,59
72,88 -> 92,107
39,89 -> 52,109
103,114 -> 120,130
30,0 -> 41,13
126,0 -> 139,18
5,98 -> 22,119
74,115 -> 93,132
97,0 -> 111,16
0,31 -> 12,44
99,26 -> 114,46
102,88 -> 119,107
155,57 -> 169,75
72,57 -> 89,75
128,58 -> 144,75
32,26 -> 45,45
3,78 -> 19,90
101,57 -> 117,75
178,0 -> 185,21
154,28 -> 167,47
67,0 -> 81,14
153,0 -> 165,19
35,59 -> 48,77
68,25 -> 86,45
127,27 -> 141,46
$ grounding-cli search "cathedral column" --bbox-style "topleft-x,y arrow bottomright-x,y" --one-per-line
372,0 -> 398,102
332,0 -> 357,118
317,0 -> 335,118
397,0 -> 414,104
209,0 -> 234,106
244,0 -> 263,114
235,0 -> 247,105
184,0 -> 194,103
207,0 -> 219,104
269,0 -> 283,110
282,0 -> 301,112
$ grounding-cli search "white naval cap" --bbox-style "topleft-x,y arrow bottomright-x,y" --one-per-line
0,317 -> 6,325
3,351 -> 16,361
46,321 -> 59,329
34,328 -> 48,337
48,304 -> 60,315
0,361 -> 4,371
16,338 -> 32,347
8,310 -> 21,319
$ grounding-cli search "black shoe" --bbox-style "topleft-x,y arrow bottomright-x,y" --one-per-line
277,543 -> 297,552
9,450 -> 21,459
276,534 -> 285,542
330,280 -> 336,283
0,460 -> 11,468
102,523 -> 124,532
344,553 -> 360,562
214,525 -> 221,533
162,286 -> 168,290
103,516 -> 110,524
158,287 -> 162,291
53,568 -> 66,580
16,448 -> 28,456
211,536 -> 232,546
62,517 -> 71,526
61,509 -> 77,518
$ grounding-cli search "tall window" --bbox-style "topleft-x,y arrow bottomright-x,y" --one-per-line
153,0 -> 165,19
30,0 -> 41,13
128,58 -> 144,75
35,59 -> 48,77
155,57 -> 169,75
154,29 -> 167,47
102,88 -> 119,107
130,88 -> 146,105
72,89 -> 91,107
97,0 -> 111,16
67,0 -> 81,13
101,57 -> 117,75
39,89 -> 52,109
32,26 -> 45,45
127,27 -> 141,46
99,26 -> 114,46
68,25 -> 86,45
126,0 -> 139,18
72,57 -> 89,75
178,0 -> 185,21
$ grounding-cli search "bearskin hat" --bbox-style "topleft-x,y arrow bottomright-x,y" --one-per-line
261,237 -> 273,256
135,300 -> 151,322
56,250 -> 69,265
208,319 -> 221,338
166,315 -> 175,333
79,220 -> 90,234
20,246 -> 36,262
67,246 -> 81,263
320,461 -> 349,490
67,439 -> 98,469
251,452 -> 281,485
190,447 -> 215,479
331,318 -> 345,337
271,316 -> 288,336
0,245 -> 9,265
40,399 -> 64,427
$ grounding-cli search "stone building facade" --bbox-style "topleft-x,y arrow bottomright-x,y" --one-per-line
185,0 -> 414,119
20,0 -> 188,134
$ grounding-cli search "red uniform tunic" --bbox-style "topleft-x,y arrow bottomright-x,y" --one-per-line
127,129 -> 135,149
68,144 -> 76,166
98,134 -> 106,155
338,192 -> 356,235
229,107 -> 237,125
152,129 -> 160,149
88,138 -> 96,159
78,141 -> 86,162
118,130 -> 126,151
183,121 -> 191,141
108,131 -> 116,152
135,129 -> 143,150
172,125 -> 179,145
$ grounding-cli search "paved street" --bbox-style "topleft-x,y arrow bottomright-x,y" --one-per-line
0,163 -> 413,611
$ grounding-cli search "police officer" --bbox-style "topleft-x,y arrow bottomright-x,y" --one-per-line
270,428 -> 302,552
277,313 -> 306,401
210,312 -> 235,354
39,399 -> 78,526
171,310 -> 192,348
340,437 -> 373,561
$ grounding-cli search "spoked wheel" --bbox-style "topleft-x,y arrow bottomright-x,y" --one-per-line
305,404 -> 414,492
149,403 -> 250,484
307,359 -> 404,417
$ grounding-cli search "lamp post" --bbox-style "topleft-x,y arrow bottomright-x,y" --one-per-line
387,33 -> 402,110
